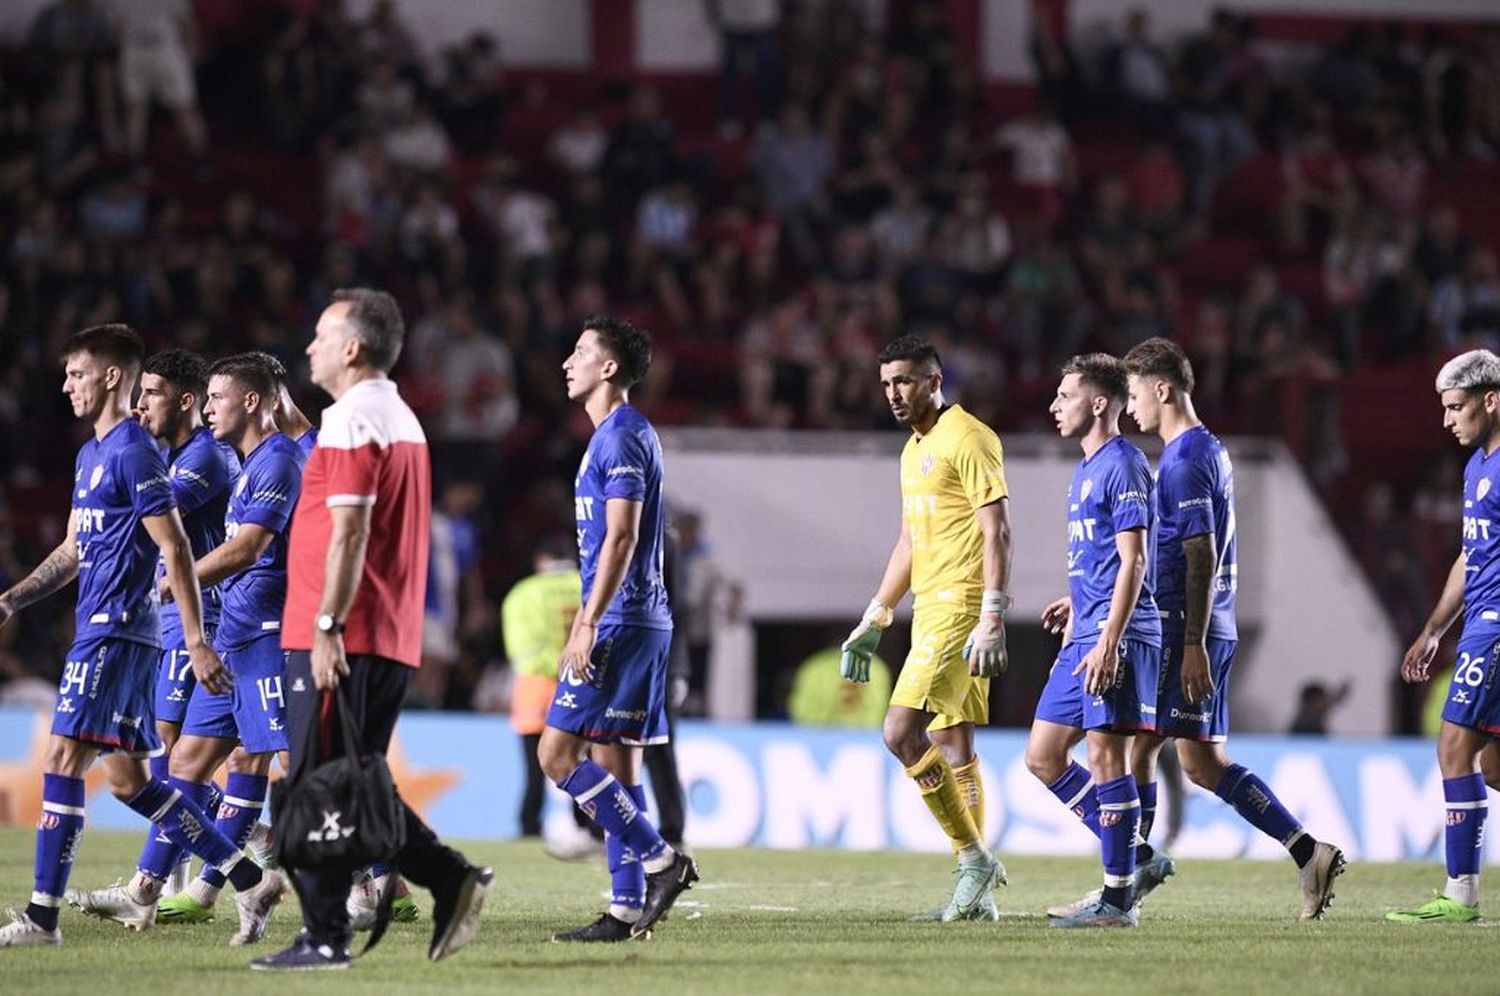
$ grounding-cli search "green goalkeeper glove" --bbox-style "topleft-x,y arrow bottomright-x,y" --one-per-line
841,600 -> 893,682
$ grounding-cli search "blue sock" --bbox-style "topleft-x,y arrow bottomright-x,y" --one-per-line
1097,774 -> 1140,910
27,774 -> 86,931
606,785 -> 648,919
369,861 -> 391,879
198,773 -> 267,890
1138,781 -> 1158,840
125,779 -> 260,891
1046,762 -> 1101,838
1444,774 -> 1487,881
1215,764 -> 1311,864
557,760 -> 668,865
136,757 -> 182,880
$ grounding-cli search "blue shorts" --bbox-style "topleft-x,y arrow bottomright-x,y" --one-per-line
53,636 -> 162,757
1441,628 -> 1500,736
154,624 -> 217,726
545,623 -> 671,746
1143,629 -> 1238,742
1034,638 -> 1157,733
182,635 -> 289,754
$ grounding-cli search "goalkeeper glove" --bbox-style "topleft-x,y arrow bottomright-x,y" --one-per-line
962,590 -> 1011,677
840,599 -> 893,682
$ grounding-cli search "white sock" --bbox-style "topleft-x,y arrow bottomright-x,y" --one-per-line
128,871 -> 162,904
642,845 -> 677,874
609,904 -> 643,923
957,844 -> 986,863
1446,874 -> 1480,908
187,877 -> 222,907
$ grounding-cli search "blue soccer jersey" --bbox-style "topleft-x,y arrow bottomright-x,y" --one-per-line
1462,446 -> 1500,635
296,428 -> 318,459
1065,435 -> 1161,647
73,420 -> 176,648
158,426 -> 240,645
217,432 -> 306,650
1153,425 -> 1238,641
574,405 -> 671,630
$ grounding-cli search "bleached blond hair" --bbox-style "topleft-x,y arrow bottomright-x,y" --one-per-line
1436,349 -> 1500,393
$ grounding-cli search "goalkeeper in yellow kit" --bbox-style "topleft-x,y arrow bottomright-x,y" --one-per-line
841,334 -> 1013,922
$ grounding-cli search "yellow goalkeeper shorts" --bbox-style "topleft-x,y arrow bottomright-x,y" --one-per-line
889,609 -> 989,730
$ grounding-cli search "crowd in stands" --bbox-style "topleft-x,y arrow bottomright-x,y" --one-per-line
1,0 -> 1497,727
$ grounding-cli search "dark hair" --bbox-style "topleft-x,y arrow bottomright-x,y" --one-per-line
535,532 -> 576,563
1061,352 -> 1129,405
63,324 -> 144,378
244,350 -> 290,392
1123,337 -> 1195,394
877,334 -> 941,372
208,353 -> 278,403
582,314 -> 652,387
142,348 -> 209,403
331,287 -> 405,372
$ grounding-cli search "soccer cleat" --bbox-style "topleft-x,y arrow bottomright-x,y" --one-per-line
1298,841 -> 1346,920
552,913 -> 643,943
633,851 -> 700,938
65,880 -> 156,931
346,870 -> 380,932
1046,889 -> 1101,920
246,822 -> 277,870
544,832 -> 606,862
155,892 -> 215,924
231,870 -> 287,946
1134,850 -> 1177,905
1385,894 -> 1481,924
1049,899 -> 1138,928
0,908 -> 62,947
249,932 -> 351,971
948,852 -> 1001,919
429,866 -> 492,962
969,892 -> 1001,922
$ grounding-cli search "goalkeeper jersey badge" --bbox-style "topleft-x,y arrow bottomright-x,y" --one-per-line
1480,478 -> 1492,501
920,453 -> 934,477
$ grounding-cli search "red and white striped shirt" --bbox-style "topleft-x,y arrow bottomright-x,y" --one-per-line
283,378 -> 431,668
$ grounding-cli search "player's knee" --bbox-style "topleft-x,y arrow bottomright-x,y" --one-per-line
537,737 -> 582,784
1177,749 -> 1225,790
881,716 -> 924,765
102,759 -> 148,800
1023,745 -> 1064,785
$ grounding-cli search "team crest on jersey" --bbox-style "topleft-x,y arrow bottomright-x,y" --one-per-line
1480,478 -> 1492,502
920,454 -> 935,477
89,465 -> 104,491
1079,479 -> 1093,502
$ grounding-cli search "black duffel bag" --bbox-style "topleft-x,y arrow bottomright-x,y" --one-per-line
272,682 -> 406,866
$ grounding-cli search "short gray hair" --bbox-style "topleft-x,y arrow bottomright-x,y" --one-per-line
1436,349 -> 1500,393
331,288 -> 405,372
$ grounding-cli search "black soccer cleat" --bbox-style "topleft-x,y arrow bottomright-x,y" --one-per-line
632,851 -> 699,938
428,865 -> 493,962
552,913 -> 645,943
249,932 -> 352,972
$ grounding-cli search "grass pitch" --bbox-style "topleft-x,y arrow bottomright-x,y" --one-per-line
0,828 -> 1492,995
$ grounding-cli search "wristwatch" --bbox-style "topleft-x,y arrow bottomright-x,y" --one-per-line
316,613 -> 346,636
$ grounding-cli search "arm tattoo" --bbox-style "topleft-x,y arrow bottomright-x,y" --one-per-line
1182,534 -> 1216,645
6,542 -> 80,611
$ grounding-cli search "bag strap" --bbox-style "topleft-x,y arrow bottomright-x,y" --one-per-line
332,684 -> 363,760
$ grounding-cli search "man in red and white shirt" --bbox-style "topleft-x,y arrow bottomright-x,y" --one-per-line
255,289 -> 491,972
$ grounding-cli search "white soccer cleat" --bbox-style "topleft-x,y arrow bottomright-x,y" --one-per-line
1298,841 -> 1346,920
0,908 -> 61,948
65,880 -> 155,931
1046,888 -> 1102,920
231,870 -> 287,946
346,869 -> 380,932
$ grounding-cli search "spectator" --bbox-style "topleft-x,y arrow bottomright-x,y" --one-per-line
604,85 -> 677,209
417,476 -> 488,708
411,293 -> 519,479
710,0 -> 783,137
111,0 -> 210,168
547,106 -> 608,178
382,103 -> 453,175
1430,246 -> 1500,348
993,100 -> 1075,225
1108,8 -> 1173,131
750,102 -> 834,265
1288,681 -> 1351,734
1004,230 -> 1086,380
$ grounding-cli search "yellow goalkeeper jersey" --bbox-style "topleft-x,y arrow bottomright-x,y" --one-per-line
501,568 -> 583,679
900,404 -> 1008,615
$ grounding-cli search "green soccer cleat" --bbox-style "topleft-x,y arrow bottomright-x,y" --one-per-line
948,852 -> 1002,919
391,894 -> 420,923
155,892 -> 216,924
1386,894 -> 1480,924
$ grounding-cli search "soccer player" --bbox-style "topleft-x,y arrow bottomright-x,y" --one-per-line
0,326 -> 284,948
839,334 -> 1011,922
537,316 -> 698,943
1024,353 -> 1158,929
1389,348 -> 1500,924
1122,337 -> 1345,920
63,348 -> 240,923
248,350 -> 318,454
80,354 -> 307,927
